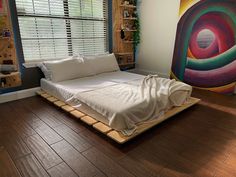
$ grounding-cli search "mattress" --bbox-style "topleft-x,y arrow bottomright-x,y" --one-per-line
41,71 -> 145,124
41,71 -> 145,101
41,71 -> 192,135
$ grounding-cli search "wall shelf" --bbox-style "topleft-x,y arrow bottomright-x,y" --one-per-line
0,71 -> 20,78
0,37 -> 10,40
116,29 -> 137,32
115,52 -> 133,55
120,4 -> 137,8
123,40 -> 136,43
123,17 -> 137,20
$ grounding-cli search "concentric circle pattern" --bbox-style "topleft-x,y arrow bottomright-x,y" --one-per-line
171,0 -> 236,94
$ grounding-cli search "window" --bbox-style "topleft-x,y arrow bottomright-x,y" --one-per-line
15,0 -> 108,62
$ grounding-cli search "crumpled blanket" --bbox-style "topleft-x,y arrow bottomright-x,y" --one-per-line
68,75 -> 192,135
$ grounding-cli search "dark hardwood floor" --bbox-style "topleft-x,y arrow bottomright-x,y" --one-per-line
0,89 -> 236,177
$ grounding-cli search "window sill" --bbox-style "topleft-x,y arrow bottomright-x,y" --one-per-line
23,62 -> 39,68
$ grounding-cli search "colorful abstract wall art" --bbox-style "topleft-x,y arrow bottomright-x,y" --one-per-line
0,0 -> 5,14
171,0 -> 236,94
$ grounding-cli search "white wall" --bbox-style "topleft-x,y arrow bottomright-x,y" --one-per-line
136,0 -> 180,77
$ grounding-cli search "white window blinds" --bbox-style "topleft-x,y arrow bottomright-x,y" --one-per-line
15,0 -> 108,62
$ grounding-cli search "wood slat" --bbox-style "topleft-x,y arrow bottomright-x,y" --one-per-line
15,154 -> 49,177
81,116 -> 98,125
70,110 -> 85,119
93,122 -> 112,134
36,90 -> 45,95
46,97 -> 58,103
107,131 -> 127,144
24,134 -> 62,169
54,101 -> 66,107
0,147 -> 21,177
47,162 -> 77,177
41,93 -> 51,99
61,105 -> 75,112
51,140 -> 105,177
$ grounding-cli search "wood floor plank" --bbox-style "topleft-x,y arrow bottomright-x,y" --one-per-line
34,121 -> 63,145
79,130 -> 126,161
51,140 -> 105,177
1,132 -> 31,160
35,111 -> 63,128
0,147 -> 21,177
82,147 -> 135,177
15,154 -> 49,177
0,89 -> 235,177
47,162 -> 78,177
11,121 -> 37,139
52,112 -> 85,134
124,143 -> 167,175
159,153 -> 214,177
21,98 -> 83,133
28,102 -> 64,128
118,156 -> 160,177
24,134 -> 62,169
9,104 -> 40,126
54,124 -> 91,152
23,98 -> 85,134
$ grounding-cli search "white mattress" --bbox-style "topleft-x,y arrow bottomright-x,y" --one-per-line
41,71 -> 192,135
41,71 -> 144,102
40,71 -> 145,124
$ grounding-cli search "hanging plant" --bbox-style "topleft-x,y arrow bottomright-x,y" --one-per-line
133,17 -> 140,48
133,0 -> 140,48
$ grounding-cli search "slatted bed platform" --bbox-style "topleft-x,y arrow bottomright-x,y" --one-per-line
36,90 -> 200,144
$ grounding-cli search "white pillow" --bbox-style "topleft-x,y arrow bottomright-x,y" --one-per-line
85,53 -> 120,75
37,56 -> 78,80
43,57 -> 95,82
37,63 -> 52,80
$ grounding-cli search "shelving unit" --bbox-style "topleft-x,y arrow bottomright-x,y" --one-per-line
0,1 -> 21,89
113,0 -> 138,70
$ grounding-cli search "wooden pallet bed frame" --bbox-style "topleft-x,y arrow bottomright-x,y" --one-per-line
36,90 -> 200,144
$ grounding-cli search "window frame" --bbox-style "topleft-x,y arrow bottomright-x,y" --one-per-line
15,0 -> 109,65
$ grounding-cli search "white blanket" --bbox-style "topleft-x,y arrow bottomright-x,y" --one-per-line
68,75 -> 192,135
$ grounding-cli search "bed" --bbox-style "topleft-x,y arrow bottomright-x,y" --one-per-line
37,54 -> 200,143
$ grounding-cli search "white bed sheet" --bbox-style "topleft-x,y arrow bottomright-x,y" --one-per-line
41,71 -> 192,135
41,71 -> 145,102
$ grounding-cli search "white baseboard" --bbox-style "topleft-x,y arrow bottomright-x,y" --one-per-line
0,87 -> 40,104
